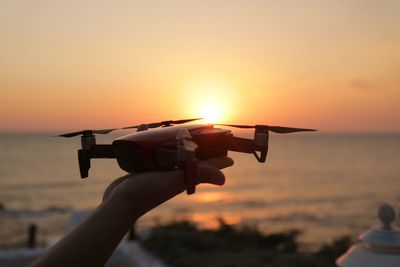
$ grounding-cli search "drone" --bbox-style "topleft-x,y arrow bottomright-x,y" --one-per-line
57,118 -> 316,194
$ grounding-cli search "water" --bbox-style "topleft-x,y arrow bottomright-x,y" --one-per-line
0,131 -> 399,249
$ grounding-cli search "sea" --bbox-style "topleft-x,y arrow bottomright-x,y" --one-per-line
0,131 -> 399,250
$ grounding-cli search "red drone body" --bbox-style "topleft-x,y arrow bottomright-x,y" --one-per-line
58,119 -> 315,194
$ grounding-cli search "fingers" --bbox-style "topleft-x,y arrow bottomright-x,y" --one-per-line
199,156 -> 234,170
197,165 -> 225,186
196,156 -> 233,186
116,156 -> 233,194
107,156 -> 234,207
107,156 -> 234,220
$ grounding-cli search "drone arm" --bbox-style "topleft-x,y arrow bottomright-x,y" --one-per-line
78,145 -> 116,178
227,135 -> 269,163
227,137 -> 255,153
89,144 -> 116,158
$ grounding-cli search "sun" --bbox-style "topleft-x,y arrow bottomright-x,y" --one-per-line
199,104 -> 222,124
181,78 -> 236,124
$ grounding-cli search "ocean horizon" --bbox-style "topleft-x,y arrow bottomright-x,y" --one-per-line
1,132 -> 399,249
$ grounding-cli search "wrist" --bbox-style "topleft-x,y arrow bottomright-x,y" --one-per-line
105,192 -> 140,222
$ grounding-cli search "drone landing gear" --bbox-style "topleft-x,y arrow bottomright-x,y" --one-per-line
176,129 -> 199,195
253,130 -> 269,163
227,131 -> 269,163
78,145 -> 116,178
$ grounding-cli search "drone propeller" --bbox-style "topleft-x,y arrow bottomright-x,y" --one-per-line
123,118 -> 203,130
214,124 -> 316,133
57,128 -> 119,138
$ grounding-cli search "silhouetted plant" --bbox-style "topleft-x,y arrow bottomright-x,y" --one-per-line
143,219 -> 349,267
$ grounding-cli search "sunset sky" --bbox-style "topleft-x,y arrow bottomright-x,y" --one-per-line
1,1 -> 399,133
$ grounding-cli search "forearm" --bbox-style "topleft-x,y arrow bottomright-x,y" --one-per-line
30,197 -> 136,267
29,171 -> 186,267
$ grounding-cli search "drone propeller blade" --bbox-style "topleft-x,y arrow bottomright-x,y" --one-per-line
92,128 -> 119,134
123,123 -> 162,129
123,118 -> 203,130
214,123 -> 316,133
122,125 -> 139,129
171,118 -> 204,124
57,130 -> 88,138
147,122 -> 164,128
214,124 -> 254,129
266,126 -> 316,134
57,128 -> 118,138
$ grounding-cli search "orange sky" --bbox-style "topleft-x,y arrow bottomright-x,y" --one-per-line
1,1 -> 399,133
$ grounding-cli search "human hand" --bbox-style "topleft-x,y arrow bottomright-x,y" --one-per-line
102,156 -> 234,220
30,157 -> 233,267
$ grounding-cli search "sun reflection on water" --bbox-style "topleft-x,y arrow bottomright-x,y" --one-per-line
191,191 -> 233,203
